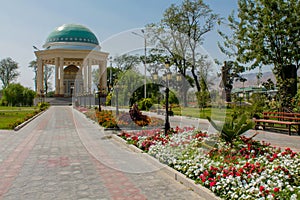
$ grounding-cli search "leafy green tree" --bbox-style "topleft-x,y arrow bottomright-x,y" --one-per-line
0,57 -> 20,88
28,60 -> 53,95
217,11 -> 247,102
93,66 -> 121,90
262,78 -> 275,91
114,54 -> 140,71
1,83 -> 35,106
28,60 -> 37,92
92,54 -> 138,93
22,88 -> 36,106
43,65 -> 53,96
219,61 -> 245,102
146,0 -> 220,106
113,70 -> 144,107
236,0 -> 300,106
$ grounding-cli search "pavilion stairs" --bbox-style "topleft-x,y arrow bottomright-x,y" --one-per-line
45,97 -> 73,106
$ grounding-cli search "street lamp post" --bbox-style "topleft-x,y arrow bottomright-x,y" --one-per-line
132,29 -> 147,99
88,88 -> 91,108
97,84 -> 101,112
153,60 -> 172,135
164,60 -> 171,134
109,56 -> 113,92
84,92 -> 86,107
115,85 -> 119,116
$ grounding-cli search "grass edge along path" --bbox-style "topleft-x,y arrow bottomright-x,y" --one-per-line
0,106 -> 43,130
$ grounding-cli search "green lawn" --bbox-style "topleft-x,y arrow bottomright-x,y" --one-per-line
172,106 -> 233,121
0,106 -> 39,129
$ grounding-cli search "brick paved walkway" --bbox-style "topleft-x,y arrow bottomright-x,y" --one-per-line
0,106 -> 202,200
1,106 -> 299,200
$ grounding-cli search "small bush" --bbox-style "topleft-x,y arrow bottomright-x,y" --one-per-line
8,120 -> 23,129
38,102 -> 50,111
138,98 -> 153,111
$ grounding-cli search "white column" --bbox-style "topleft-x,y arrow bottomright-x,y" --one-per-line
55,57 -> 59,95
83,60 -> 88,93
79,64 -> 83,94
100,60 -> 107,90
88,59 -> 92,93
37,58 -> 44,96
59,57 -> 64,96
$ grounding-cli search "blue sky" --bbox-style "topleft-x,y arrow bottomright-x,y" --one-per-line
0,0 -> 238,89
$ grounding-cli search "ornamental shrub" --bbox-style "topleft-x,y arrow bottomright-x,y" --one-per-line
138,98 -> 153,111
207,114 -> 254,147
38,102 -> 50,111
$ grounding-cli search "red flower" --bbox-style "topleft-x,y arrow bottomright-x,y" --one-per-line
274,187 -> 280,192
203,170 -> 209,177
285,147 -> 291,152
199,174 -> 206,182
210,181 -> 216,187
260,186 -> 265,192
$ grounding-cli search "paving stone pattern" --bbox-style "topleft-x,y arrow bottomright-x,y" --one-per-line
0,106 -> 202,200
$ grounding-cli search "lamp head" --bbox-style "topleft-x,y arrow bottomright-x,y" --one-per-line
167,71 -> 172,80
165,59 -> 170,69
152,72 -> 158,80
176,72 -> 182,82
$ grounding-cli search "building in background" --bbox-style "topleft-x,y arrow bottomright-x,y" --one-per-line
34,24 -> 109,97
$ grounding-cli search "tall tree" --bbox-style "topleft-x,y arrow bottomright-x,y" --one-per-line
219,61 -> 245,102
28,60 -> 37,92
28,60 -> 53,95
113,54 -> 140,71
0,57 -> 20,88
92,66 -> 121,90
236,0 -> 300,106
217,11 -> 246,102
43,65 -> 54,96
146,0 -> 220,106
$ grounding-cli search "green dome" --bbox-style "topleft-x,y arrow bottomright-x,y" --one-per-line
44,24 -> 99,46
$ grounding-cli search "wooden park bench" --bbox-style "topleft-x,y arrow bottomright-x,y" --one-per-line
254,111 -> 300,135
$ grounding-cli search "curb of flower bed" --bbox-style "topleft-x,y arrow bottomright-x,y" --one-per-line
13,109 -> 46,131
110,132 -> 221,200
104,127 -> 121,131
104,126 -> 165,131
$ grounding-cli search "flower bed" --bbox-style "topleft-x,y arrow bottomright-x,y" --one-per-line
82,108 -> 164,129
119,128 -> 300,200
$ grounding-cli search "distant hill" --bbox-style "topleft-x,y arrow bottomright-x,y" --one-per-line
233,71 -> 276,88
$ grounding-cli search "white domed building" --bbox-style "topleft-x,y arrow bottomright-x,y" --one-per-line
34,24 -> 109,97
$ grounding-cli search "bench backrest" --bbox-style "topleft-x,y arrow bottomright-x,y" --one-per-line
263,112 -> 300,121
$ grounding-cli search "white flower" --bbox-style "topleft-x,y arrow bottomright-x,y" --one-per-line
290,194 -> 297,200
